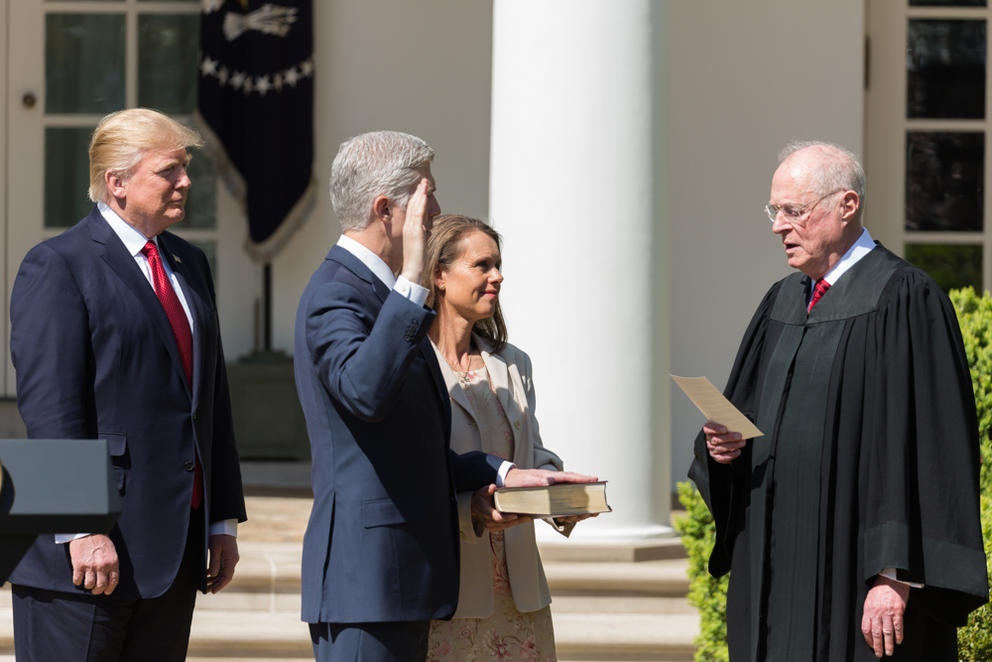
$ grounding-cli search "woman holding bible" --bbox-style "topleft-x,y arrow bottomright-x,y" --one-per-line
423,215 -> 590,662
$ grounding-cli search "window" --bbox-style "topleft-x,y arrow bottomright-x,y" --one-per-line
4,0 -> 259,397
41,0 -> 217,271
867,0 -> 992,292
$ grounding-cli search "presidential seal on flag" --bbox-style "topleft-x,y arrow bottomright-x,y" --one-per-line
195,0 -> 315,262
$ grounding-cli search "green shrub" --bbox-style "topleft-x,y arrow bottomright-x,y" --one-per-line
958,495 -> 992,661
678,286 -> 992,661
674,481 -> 729,662
951,287 -> 992,659
950,287 -> 992,497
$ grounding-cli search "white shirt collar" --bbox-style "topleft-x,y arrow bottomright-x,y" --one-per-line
820,227 -> 876,287
97,200 -> 155,257
336,234 -> 396,289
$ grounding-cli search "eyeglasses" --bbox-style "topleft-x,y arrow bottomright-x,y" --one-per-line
764,188 -> 844,226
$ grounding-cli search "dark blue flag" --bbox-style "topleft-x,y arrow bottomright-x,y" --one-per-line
196,0 -> 315,261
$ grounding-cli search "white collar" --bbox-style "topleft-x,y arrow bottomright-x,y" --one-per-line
97,201 -> 156,258
820,227 -> 875,287
337,234 -> 396,289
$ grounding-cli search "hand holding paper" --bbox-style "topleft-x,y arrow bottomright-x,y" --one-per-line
672,375 -> 763,464
671,375 -> 763,438
702,422 -> 748,464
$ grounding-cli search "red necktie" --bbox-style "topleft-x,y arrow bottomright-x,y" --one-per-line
808,278 -> 831,312
141,241 -> 202,509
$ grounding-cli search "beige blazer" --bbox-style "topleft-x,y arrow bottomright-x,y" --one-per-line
432,336 -> 566,618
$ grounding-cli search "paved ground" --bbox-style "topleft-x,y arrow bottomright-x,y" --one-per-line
0,493 -> 697,661
239,494 -> 312,542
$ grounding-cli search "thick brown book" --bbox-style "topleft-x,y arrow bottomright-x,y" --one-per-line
493,481 -> 611,517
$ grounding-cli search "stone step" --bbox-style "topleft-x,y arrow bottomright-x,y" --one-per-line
0,606 -> 698,661
546,558 -> 690,597
551,594 -> 694,616
0,607 -> 313,659
555,611 -> 697,662
0,546 -> 692,612
193,541 -> 301,613
0,580 -> 698,660
194,541 -> 692,612
0,493 -> 698,661
538,535 -> 687,563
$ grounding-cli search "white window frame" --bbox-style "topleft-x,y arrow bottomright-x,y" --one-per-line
866,2 -> 992,291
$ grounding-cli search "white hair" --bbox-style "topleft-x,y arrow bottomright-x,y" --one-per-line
329,130 -> 435,231
778,140 -> 866,217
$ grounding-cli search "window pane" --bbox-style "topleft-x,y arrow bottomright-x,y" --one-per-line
905,132 -> 984,231
907,19 -> 986,119
45,127 -> 94,228
904,244 -> 982,292
138,14 -> 200,115
182,149 -> 217,230
910,0 -> 986,5
46,14 -> 125,114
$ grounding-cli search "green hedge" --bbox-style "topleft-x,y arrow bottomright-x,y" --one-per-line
951,287 -> 992,498
675,286 -> 992,661
674,482 -> 729,662
958,494 -> 992,661
951,287 -> 992,660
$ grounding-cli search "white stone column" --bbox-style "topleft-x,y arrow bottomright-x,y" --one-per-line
489,0 -> 671,540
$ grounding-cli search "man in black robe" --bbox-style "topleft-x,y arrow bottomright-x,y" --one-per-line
690,141 -> 988,661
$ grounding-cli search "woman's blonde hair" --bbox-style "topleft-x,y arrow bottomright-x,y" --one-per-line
88,108 -> 203,203
423,214 -> 507,352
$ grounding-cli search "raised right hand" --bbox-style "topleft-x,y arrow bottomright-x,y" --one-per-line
69,533 -> 120,595
399,178 -> 432,284
704,421 -> 747,464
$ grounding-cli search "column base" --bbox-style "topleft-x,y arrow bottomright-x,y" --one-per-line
534,522 -> 682,562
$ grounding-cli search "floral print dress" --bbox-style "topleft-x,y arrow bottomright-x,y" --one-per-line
426,366 -> 556,662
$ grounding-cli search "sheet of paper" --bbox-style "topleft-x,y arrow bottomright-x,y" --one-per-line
671,375 -> 763,439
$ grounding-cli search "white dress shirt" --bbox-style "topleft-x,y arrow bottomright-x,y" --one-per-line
814,227 -> 876,291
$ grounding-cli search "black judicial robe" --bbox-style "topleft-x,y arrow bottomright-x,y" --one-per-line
689,244 -> 988,662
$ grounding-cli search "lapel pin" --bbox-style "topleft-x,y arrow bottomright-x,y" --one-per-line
173,254 -> 182,264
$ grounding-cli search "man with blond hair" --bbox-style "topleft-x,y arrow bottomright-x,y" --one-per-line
692,141 -> 988,660
9,108 -> 246,661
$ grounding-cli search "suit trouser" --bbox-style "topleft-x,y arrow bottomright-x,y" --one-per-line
11,509 -> 203,662
309,620 -> 430,662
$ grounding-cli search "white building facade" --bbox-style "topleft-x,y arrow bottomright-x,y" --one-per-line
4,0 -> 987,540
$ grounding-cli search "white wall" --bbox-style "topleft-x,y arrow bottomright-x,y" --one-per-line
665,0 -> 865,488
0,0 -> 869,488
265,0 -> 868,492
270,0 -> 495,352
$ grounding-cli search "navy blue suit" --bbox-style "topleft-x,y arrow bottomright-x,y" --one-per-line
8,207 -> 246,657
294,245 -> 500,657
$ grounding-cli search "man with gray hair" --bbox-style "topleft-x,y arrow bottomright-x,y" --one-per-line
691,141 -> 988,660
294,130 -> 589,661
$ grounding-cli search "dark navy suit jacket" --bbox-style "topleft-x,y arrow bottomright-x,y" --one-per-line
294,244 -> 500,625
8,206 -> 246,598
